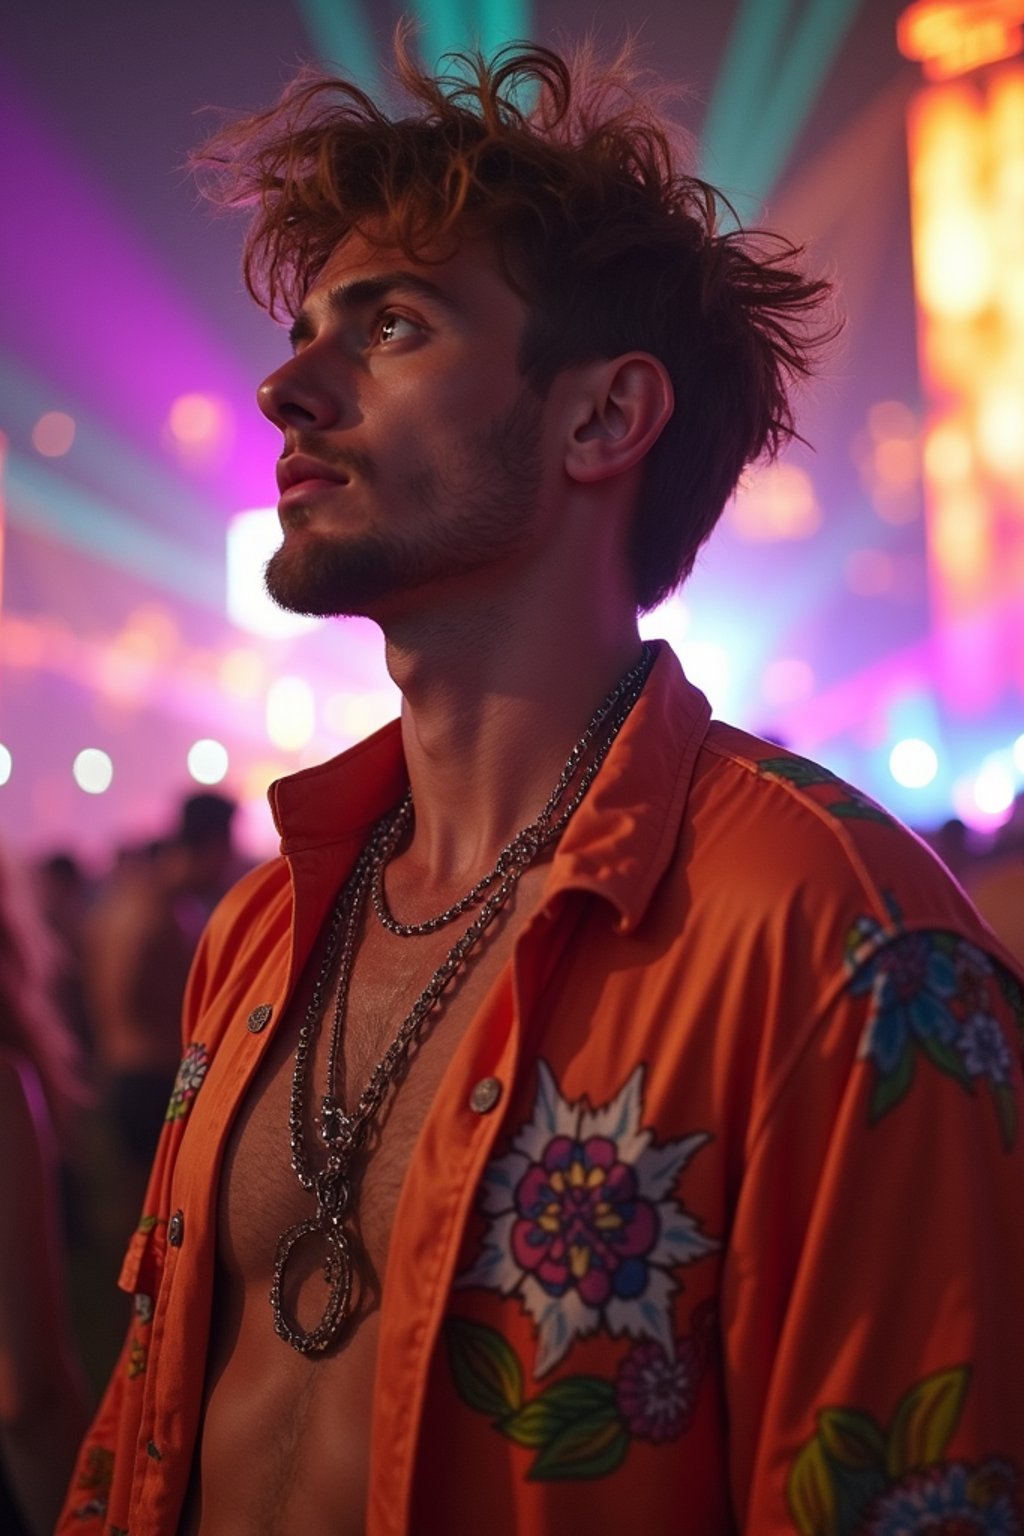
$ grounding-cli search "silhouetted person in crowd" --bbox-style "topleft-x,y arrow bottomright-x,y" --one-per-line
0,841 -> 91,1536
34,851 -> 94,1057
84,793 -> 243,1183
967,797 -> 1024,967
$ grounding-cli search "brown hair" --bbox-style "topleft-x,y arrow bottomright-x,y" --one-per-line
195,35 -> 839,609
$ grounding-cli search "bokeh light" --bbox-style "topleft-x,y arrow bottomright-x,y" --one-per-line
728,463 -> 821,541
226,508 -> 319,639
187,738 -> 230,785
0,745 -> 12,786
167,392 -> 229,447
31,410 -> 76,457
973,750 -> 1017,815
976,385 -> 1024,477
640,594 -> 691,657
679,639 -> 731,710
889,736 -> 939,788
761,657 -> 815,708
219,647 -> 266,699
266,676 -> 316,752
242,758 -> 291,802
923,420 -> 972,482
72,747 -> 113,794
322,690 -> 398,741
119,604 -> 180,663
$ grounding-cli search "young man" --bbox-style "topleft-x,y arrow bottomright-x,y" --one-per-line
60,39 -> 1024,1536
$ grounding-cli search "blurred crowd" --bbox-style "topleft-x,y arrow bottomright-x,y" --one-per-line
0,785 -> 1021,1534
0,791 -> 247,1536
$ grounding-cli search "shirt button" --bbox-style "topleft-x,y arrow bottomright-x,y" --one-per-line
469,1076 -> 502,1114
168,1210 -> 185,1247
247,1003 -> 273,1033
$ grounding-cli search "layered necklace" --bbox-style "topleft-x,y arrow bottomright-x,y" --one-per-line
270,644 -> 655,1354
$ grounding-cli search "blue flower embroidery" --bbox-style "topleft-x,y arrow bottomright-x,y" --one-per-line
846,917 -> 1019,1148
864,1459 -> 1020,1536
788,1366 -> 1023,1536
852,931 -> 958,1077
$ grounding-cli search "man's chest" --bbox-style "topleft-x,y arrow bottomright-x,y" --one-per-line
216,877 -> 544,1298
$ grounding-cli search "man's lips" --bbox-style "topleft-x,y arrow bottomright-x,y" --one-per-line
276,454 -> 351,502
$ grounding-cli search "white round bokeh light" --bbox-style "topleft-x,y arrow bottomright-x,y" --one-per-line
187,738 -> 230,785
73,747 -> 114,795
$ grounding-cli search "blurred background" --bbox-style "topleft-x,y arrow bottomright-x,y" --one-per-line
1,0 -> 1022,864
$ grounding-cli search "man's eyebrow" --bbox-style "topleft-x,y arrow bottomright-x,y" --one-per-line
288,271 -> 458,350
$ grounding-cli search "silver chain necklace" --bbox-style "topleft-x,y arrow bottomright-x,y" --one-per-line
270,644 -> 654,1354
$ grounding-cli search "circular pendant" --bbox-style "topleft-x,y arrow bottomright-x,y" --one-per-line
270,1217 -> 353,1354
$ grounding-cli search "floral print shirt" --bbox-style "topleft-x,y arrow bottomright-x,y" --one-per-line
57,645 -> 1024,1535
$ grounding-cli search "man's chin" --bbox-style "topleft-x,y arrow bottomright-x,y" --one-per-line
264,541 -> 400,619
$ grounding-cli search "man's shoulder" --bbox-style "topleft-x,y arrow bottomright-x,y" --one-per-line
685,722 -> 984,944
698,722 -> 893,819
192,855 -> 292,974
214,852 -> 291,914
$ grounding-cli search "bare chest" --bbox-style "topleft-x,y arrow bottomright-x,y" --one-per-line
191,860 -> 550,1535
217,870 -> 543,1308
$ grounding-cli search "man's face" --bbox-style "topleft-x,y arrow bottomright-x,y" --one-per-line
257,228 -> 549,621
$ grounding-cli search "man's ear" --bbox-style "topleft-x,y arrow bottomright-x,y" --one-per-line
563,353 -> 674,485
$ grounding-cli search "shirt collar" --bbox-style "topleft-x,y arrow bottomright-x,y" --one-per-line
546,643 -> 711,930
269,642 -> 711,930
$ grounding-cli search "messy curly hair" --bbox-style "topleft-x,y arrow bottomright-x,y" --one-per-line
195,33 -> 838,609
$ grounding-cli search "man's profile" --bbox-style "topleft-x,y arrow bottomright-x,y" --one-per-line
58,32 -> 1024,1536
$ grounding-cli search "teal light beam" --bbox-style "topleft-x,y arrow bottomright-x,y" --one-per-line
700,0 -> 797,192
736,0 -> 864,204
413,0 -> 474,72
5,453 -> 224,614
0,354 -> 225,547
699,0 -> 864,218
476,0 -> 532,55
294,0 -> 380,92
412,0 -> 532,72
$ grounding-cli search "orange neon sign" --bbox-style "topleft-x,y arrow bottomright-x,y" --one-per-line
898,0 -> 1024,79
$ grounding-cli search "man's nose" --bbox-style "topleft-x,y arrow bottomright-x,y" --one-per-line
257,354 -> 342,431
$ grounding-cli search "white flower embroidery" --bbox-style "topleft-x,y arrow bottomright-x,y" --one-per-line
458,1062 -> 718,1376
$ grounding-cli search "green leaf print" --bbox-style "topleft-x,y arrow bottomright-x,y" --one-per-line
917,1033 -> 973,1087
788,1437 -> 838,1536
501,1377 -> 616,1449
528,1408 -> 630,1481
885,1365 -> 969,1477
444,1316 -> 523,1417
817,1408 -> 886,1469
868,1046 -> 915,1122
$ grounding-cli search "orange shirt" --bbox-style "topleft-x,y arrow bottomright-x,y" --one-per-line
59,646 -> 1024,1535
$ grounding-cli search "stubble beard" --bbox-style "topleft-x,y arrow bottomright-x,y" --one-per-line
264,388 -> 545,619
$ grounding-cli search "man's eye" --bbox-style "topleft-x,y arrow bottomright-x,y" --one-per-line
376,312 -> 419,345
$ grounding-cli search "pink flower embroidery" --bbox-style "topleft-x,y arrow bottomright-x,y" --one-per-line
512,1133 -> 658,1306
459,1062 -> 718,1376
616,1336 -> 699,1442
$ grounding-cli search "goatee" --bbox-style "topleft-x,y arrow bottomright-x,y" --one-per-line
264,388 -> 545,618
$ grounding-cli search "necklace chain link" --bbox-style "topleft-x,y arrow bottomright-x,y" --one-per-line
270,644 -> 654,1353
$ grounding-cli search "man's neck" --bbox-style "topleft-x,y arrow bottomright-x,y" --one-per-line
381,605 -> 643,898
